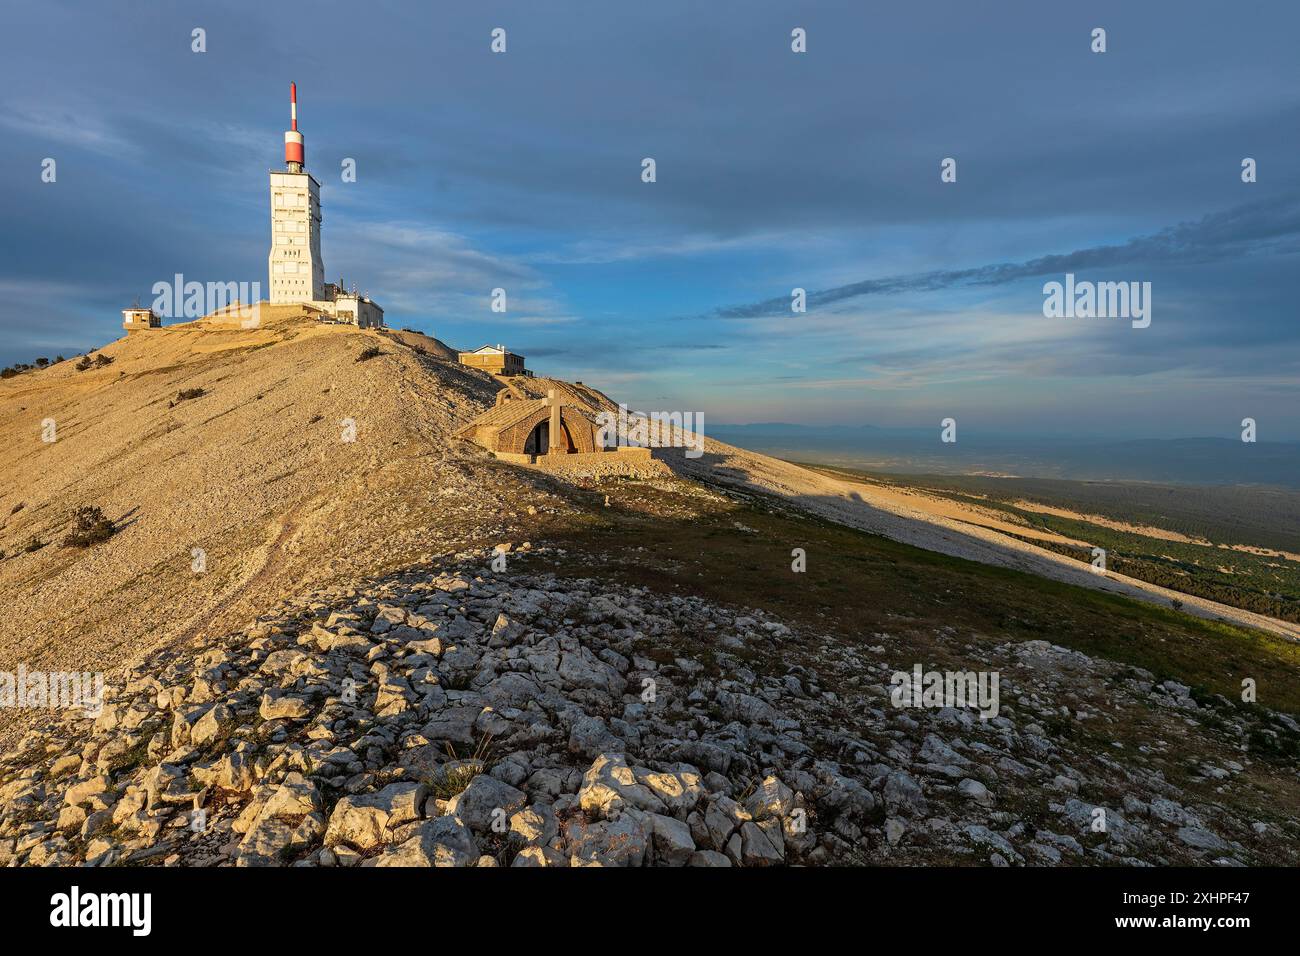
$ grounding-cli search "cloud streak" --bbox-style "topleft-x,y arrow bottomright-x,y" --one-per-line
712,196 -> 1300,320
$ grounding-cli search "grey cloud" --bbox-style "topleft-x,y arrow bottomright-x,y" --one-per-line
713,196 -> 1300,320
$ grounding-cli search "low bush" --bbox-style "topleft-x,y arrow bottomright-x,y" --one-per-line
63,506 -> 116,548
169,387 -> 205,407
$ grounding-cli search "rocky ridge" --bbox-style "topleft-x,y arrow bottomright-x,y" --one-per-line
2,548 -> 1296,867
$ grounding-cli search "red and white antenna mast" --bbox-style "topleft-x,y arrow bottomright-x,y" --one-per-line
284,82 -> 305,172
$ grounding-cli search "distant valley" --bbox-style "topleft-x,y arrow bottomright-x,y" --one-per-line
709,423 -> 1300,489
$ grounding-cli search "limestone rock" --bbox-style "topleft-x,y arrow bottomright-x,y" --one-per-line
740,819 -> 785,866
578,753 -> 665,818
568,811 -> 650,867
446,775 -> 526,833
374,816 -> 477,867
744,775 -> 795,822
508,804 -> 558,847
259,692 -> 311,721
650,813 -> 695,866
883,771 -> 927,816
325,782 -> 427,851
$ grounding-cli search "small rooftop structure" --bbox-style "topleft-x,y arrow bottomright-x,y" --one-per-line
458,343 -> 528,377
122,307 -> 160,331
320,281 -> 384,328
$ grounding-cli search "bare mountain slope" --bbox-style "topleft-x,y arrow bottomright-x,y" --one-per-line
2,315 -> 1299,868
3,303 -> 1294,728
0,309 -> 517,703
375,327 -> 461,362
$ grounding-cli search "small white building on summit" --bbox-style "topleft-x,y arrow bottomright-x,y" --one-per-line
268,83 -> 384,329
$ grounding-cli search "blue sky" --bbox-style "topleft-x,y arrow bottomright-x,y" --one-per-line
2,0 -> 1298,438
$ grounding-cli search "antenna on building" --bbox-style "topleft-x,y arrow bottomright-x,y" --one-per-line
284,82 -> 304,172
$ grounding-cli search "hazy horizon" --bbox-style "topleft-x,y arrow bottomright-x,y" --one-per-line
708,422 -> 1300,488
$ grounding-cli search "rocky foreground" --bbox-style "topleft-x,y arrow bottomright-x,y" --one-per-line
2,547 -> 1297,867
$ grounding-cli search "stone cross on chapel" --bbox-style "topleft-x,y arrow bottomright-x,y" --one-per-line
542,389 -> 566,455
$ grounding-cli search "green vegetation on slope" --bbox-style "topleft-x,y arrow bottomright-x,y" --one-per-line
855,471 -> 1300,554
802,466 -> 1300,624
517,476 -> 1300,715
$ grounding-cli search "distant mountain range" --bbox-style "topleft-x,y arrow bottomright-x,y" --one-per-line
709,424 -> 1300,488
